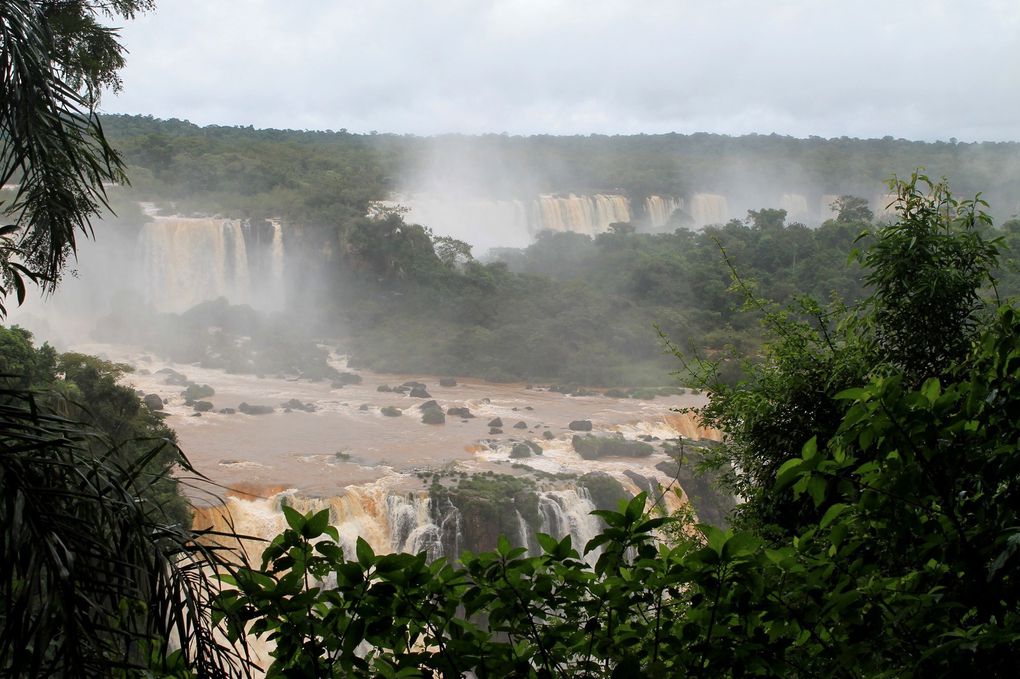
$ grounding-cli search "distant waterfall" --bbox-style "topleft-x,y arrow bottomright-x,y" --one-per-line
139,216 -> 285,313
688,193 -> 729,226
779,194 -> 809,222
644,195 -> 685,228
530,194 -> 631,235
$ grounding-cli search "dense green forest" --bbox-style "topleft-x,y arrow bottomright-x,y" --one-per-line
87,115 -> 1020,388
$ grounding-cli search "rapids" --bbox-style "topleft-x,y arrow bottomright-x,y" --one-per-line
81,343 -> 718,560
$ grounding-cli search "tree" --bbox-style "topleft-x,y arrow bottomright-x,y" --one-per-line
0,0 -> 152,315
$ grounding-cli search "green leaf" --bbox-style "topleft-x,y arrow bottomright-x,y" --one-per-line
356,537 -> 375,567
282,504 -> 304,533
819,503 -> 849,528
303,508 -> 330,539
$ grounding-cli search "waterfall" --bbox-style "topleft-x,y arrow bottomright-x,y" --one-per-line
820,194 -> 842,219
688,193 -> 729,226
138,216 -> 286,313
195,482 -> 614,564
779,194 -> 809,222
530,194 -> 631,235
644,195 -> 685,228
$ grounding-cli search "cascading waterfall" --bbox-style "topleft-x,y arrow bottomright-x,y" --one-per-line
196,482 -> 612,564
779,194 -> 809,222
644,195 -> 685,228
530,194 -> 631,235
688,193 -> 729,226
138,216 -> 285,312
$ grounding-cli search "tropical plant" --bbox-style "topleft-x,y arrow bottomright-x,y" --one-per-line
0,386 -> 249,676
0,0 -> 152,314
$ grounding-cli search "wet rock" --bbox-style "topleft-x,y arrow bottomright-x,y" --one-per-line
419,400 -> 440,411
402,381 -> 427,390
447,407 -> 474,418
334,372 -> 362,386
571,435 -> 654,460
192,400 -> 214,412
439,377 -> 457,387
482,398 -> 491,404
489,427 -> 503,435
513,421 -> 528,429
381,406 -> 402,417
143,394 -> 164,411
487,417 -> 503,428
421,409 -> 446,425
218,408 -> 236,415
542,430 -> 555,440
524,406 -> 534,411
510,443 -> 532,459
409,385 -> 431,398
359,404 -> 370,411
526,441 -> 543,455
377,384 -> 393,392
568,420 -> 593,432
238,402 -> 274,415
183,383 -> 215,401
160,369 -> 190,386
190,412 -> 202,417
281,398 -> 316,412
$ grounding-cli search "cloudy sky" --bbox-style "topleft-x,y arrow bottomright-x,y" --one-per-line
105,0 -> 1020,141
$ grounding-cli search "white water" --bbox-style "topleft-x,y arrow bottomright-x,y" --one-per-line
688,193 -> 729,226
138,216 -> 286,312
644,195 -> 685,228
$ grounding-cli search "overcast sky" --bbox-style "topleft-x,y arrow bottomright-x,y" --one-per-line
104,0 -> 1020,141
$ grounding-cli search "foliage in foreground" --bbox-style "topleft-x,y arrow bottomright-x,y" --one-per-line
0,386 -> 248,676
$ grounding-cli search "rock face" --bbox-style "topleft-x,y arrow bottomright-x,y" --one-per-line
447,407 -> 473,419
487,417 -> 503,428
239,402 -> 274,415
143,394 -> 164,411
439,377 -> 457,387
568,420 -> 593,432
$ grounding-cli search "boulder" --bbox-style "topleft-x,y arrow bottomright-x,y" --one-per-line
447,407 -> 474,418
359,404 -> 370,411
487,417 -> 503,428
143,394 -> 164,411
402,381 -> 427,389
238,402 -> 274,415
513,421 -> 528,429
377,384 -> 393,392
568,420 -> 593,432
381,406 -> 402,417
161,369 -> 190,386
421,409 -> 446,425
510,443 -> 532,459
409,385 -> 431,398
542,430 -> 555,440
183,383 -> 215,401
192,400 -> 214,412
439,377 -> 457,387
334,372 -> 362,386
419,400 -> 440,411
218,408 -> 236,415
489,427 -> 503,435
281,398 -> 316,413
526,441 -> 544,455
